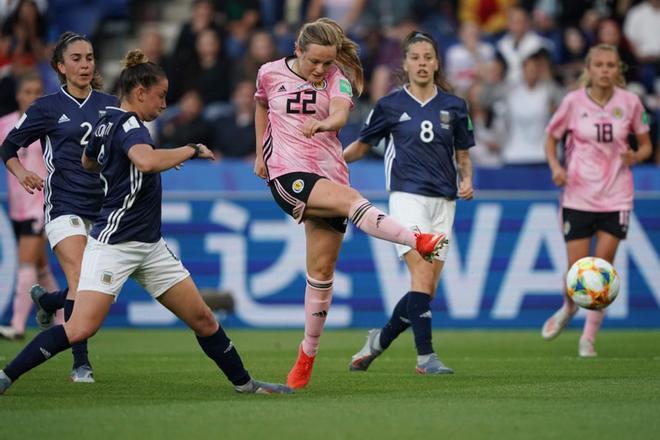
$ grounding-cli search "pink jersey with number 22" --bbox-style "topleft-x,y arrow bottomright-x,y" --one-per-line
255,57 -> 354,185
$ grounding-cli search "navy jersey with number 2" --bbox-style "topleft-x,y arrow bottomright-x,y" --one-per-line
4,87 -> 118,222
359,87 -> 474,199
86,107 -> 162,244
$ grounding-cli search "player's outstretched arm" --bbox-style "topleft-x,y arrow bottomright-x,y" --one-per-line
128,143 -> 214,173
343,140 -> 371,163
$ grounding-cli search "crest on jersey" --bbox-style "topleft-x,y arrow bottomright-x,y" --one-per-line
292,179 -> 305,193
440,110 -> 451,129
612,107 -> 624,119
312,80 -> 327,91
440,110 -> 451,123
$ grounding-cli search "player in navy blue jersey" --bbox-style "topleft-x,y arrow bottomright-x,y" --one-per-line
0,49 -> 292,396
0,32 -> 118,382
344,31 -> 475,375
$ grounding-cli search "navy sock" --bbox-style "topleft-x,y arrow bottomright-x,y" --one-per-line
3,325 -> 71,382
379,292 -> 411,350
197,325 -> 250,386
65,300 -> 90,369
407,291 -> 434,355
38,288 -> 69,313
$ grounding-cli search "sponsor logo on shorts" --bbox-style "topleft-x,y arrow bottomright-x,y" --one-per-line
69,216 -> 81,227
563,221 -> 571,236
292,179 -> 304,193
101,271 -> 113,285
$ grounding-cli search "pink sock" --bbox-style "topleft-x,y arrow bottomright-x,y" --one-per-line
301,275 -> 334,357
582,310 -> 605,343
10,264 -> 37,334
348,198 -> 416,247
38,266 -> 65,325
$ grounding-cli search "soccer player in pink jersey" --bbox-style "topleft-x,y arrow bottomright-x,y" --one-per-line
254,18 -> 447,389
541,44 -> 652,357
0,72 -> 62,341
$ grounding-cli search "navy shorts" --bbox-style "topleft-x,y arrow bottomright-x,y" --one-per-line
12,218 -> 45,239
562,207 -> 629,241
269,172 -> 347,233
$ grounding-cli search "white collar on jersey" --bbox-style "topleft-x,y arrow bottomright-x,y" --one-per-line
403,84 -> 438,107
60,86 -> 93,108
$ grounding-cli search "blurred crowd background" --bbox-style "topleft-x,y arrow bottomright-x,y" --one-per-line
1,0 -> 659,166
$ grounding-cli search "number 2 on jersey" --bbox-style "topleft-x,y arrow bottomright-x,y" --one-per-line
80,122 -> 93,146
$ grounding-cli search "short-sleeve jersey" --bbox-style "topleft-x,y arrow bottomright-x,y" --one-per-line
0,111 -> 46,222
545,87 -> 649,212
4,87 -> 118,222
255,57 -> 354,185
359,86 -> 475,198
86,107 -> 162,244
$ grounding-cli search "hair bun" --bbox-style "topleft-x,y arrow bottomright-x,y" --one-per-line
122,49 -> 149,69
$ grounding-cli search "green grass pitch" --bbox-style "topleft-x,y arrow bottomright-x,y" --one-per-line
1,329 -> 659,439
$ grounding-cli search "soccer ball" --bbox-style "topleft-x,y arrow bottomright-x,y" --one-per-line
566,257 -> 620,310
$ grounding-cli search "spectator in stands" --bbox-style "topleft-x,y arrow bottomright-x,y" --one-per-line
211,80 -> 256,159
483,50 -> 563,165
230,29 -> 279,89
445,21 -> 495,95
623,0 -> 660,93
557,26 -> 587,88
214,0 -> 260,59
596,18 -> 638,84
465,80 -> 501,167
187,28 -> 230,104
306,0 -> 367,35
458,0 -> 515,35
0,0 -> 47,68
159,89 -> 212,149
360,0 -> 416,35
172,0 -> 221,69
497,6 -> 552,84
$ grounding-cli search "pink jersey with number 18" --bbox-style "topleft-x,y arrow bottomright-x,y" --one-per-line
255,57 -> 354,185
545,87 -> 649,212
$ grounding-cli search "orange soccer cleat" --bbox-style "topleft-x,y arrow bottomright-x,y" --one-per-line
287,344 -> 316,389
414,231 -> 449,262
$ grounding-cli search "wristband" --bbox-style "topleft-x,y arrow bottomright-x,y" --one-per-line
187,143 -> 201,159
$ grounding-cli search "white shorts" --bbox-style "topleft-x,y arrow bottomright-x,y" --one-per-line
77,237 -> 190,299
45,215 -> 94,249
389,191 -> 456,261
